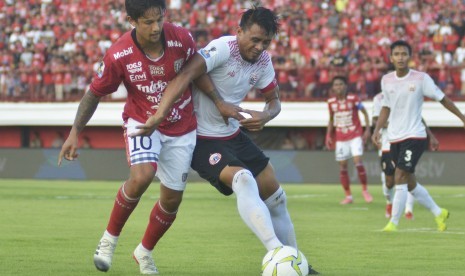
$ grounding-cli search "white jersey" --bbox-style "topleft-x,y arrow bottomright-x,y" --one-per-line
194,36 -> 276,137
372,92 -> 390,152
381,69 -> 444,143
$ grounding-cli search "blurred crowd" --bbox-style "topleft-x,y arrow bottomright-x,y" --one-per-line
1,0 -> 465,103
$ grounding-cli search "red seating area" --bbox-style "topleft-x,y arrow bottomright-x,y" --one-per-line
1,0 -> 465,102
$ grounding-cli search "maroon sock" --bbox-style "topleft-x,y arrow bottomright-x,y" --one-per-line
356,164 -> 368,191
141,201 -> 177,250
340,169 -> 351,196
106,185 -> 140,236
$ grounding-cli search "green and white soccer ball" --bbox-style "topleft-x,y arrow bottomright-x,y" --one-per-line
261,246 -> 309,276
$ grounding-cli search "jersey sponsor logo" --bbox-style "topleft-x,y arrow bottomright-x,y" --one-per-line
249,72 -> 258,86
167,40 -> 183,47
174,58 -> 184,73
149,65 -> 164,76
209,153 -> 222,165
182,173 -> 188,182
130,72 -> 147,82
227,71 -> 236,77
136,80 -> 168,94
96,61 -> 105,78
113,46 -> 133,60
199,46 -> 217,59
126,61 -> 142,73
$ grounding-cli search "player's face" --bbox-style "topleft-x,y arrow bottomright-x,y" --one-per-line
129,7 -> 164,46
390,46 -> 410,71
237,24 -> 273,63
332,79 -> 347,96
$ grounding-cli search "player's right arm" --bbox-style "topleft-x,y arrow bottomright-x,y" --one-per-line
58,90 -> 101,165
372,106 -> 390,148
325,107 -> 334,150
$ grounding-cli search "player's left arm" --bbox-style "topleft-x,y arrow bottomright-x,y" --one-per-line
439,96 -> 465,129
240,86 -> 281,132
359,105 -> 371,144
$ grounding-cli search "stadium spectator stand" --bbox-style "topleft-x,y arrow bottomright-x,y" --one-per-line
1,0 -> 465,102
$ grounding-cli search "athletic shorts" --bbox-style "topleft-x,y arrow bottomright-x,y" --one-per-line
390,139 -> 427,173
335,136 -> 364,161
380,151 -> 395,176
124,118 -> 196,191
191,131 -> 269,196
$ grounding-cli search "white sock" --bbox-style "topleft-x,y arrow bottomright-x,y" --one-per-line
232,169 -> 282,251
410,183 -> 441,216
382,178 -> 394,204
264,187 -> 297,248
136,243 -> 152,255
390,184 -> 408,225
405,193 -> 415,213
103,230 -> 119,242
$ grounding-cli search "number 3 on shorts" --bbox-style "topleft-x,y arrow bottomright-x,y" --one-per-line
404,150 -> 412,162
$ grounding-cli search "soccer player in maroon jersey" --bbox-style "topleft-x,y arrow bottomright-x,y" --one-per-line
57,0 -> 234,274
326,76 -> 373,205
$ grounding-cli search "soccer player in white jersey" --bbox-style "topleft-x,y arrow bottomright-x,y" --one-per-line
372,40 -> 465,232
133,5 -> 319,275
373,92 -> 439,219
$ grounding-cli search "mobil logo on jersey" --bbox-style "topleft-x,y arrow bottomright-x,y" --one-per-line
136,80 -> 167,94
113,46 -> 133,60
126,61 -> 142,73
130,72 -> 147,82
167,40 -> 183,47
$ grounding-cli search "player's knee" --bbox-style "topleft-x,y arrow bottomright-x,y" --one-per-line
232,169 -> 256,193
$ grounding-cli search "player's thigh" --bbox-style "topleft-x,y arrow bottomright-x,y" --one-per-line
191,138 -> 240,196
125,118 -> 162,167
335,140 -> 351,161
391,139 -> 426,173
349,136 -> 364,158
157,130 -> 196,192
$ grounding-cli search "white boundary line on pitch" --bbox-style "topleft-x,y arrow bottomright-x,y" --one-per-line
375,228 -> 465,235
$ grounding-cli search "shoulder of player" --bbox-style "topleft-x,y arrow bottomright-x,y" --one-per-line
346,93 -> 358,101
327,97 -> 337,103
104,31 -> 136,61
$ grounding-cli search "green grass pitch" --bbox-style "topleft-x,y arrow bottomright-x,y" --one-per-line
1,179 -> 464,275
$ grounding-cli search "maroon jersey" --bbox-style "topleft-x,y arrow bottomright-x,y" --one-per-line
90,23 -> 197,136
327,94 -> 364,141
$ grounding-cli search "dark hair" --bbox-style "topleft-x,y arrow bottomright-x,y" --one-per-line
390,40 -> 412,56
125,0 -> 166,21
331,76 -> 347,85
239,5 -> 279,36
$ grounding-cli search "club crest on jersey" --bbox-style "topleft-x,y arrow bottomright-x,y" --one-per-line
174,58 -> 184,73
209,153 -> 222,165
149,65 -> 165,76
182,173 -> 188,182
249,73 -> 258,86
409,84 -> 415,92
96,61 -> 105,78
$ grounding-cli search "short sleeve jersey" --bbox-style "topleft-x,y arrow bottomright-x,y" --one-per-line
327,94 -> 364,142
90,23 -> 197,136
372,92 -> 390,152
193,36 -> 277,137
381,69 -> 445,143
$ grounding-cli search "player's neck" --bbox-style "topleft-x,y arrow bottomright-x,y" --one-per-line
395,68 -> 410,78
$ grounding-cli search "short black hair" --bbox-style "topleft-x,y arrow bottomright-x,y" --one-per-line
125,0 -> 166,21
390,40 -> 412,56
239,5 -> 279,36
331,76 -> 347,85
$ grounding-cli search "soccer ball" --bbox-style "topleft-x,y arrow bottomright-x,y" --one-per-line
261,246 -> 309,276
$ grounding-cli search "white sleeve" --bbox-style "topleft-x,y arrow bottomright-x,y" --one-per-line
198,38 -> 230,73
254,54 -> 276,90
422,73 -> 445,101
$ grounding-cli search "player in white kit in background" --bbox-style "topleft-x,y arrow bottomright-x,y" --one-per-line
372,40 -> 465,232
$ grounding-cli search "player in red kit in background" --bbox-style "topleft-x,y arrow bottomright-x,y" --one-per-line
57,0 -> 236,274
326,76 -> 373,205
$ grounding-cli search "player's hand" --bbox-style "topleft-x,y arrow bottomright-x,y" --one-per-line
362,128 -> 371,144
215,101 -> 244,125
325,135 -> 333,150
429,135 -> 439,151
58,135 -> 79,166
238,109 -> 268,131
371,132 -> 381,148
130,115 -> 164,137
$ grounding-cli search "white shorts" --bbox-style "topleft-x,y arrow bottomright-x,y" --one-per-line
124,118 -> 196,191
335,136 -> 364,161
